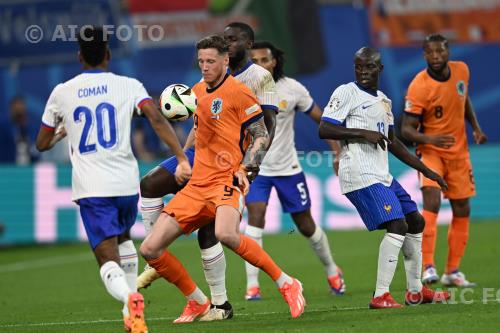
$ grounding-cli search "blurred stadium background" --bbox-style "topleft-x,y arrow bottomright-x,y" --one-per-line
1,0 -> 499,246
1,1 -> 500,332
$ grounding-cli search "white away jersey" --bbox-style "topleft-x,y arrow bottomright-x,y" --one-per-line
259,77 -> 314,176
322,82 -> 394,194
232,62 -> 279,111
41,71 -> 151,200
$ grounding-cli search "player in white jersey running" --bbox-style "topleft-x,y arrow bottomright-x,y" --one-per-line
318,47 -> 450,309
136,23 -> 279,321
242,41 -> 345,301
35,27 -> 191,333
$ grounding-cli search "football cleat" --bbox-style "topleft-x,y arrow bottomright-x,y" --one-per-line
199,301 -> 234,321
327,268 -> 346,295
173,299 -> 210,324
127,292 -> 148,333
369,292 -> 402,309
245,286 -> 262,301
137,265 -> 161,290
405,285 -> 450,305
422,265 -> 439,285
279,278 -> 306,318
441,270 -> 477,287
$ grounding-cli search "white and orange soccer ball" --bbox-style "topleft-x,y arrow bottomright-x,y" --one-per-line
159,84 -> 197,122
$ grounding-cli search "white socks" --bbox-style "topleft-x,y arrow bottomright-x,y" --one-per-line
275,272 -> 293,288
374,233 -> 405,298
402,233 -> 423,293
140,197 -> 164,235
244,225 -> 263,289
187,287 -> 208,305
119,240 -> 138,317
100,261 -> 131,304
309,227 -> 338,277
200,242 -> 227,306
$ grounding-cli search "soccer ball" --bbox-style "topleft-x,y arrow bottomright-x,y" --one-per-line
159,84 -> 197,121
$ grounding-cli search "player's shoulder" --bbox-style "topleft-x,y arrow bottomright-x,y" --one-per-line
227,75 -> 254,95
280,76 -> 308,92
333,82 -> 358,96
449,60 -> 469,78
247,64 -> 274,85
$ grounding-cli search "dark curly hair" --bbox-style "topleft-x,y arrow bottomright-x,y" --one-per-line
252,41 -> 285,82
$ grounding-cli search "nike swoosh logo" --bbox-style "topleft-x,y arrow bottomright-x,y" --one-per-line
389,259 -> 397,262
221,198 -> 231,201
362,105 -> 370,109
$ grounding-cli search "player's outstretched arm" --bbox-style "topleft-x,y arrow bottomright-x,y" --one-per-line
401,113 -> 455,149
388,130 -> 447,191
319,121 -> 390,150
141,100 -> 191,183
465,96 -> 487,144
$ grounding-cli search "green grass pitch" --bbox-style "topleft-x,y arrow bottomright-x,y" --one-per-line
1,221 -> 500,333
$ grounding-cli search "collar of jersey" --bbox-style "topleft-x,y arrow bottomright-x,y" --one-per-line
354,81 -> 378,97
426,66 -> 451,82
83,69 -> 105,74
228,61 -> 253,76
206,73 -> 230,93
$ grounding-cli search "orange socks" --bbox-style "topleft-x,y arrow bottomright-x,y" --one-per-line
235,235 -> 282,281
447,217 -> 470,274
147,251 -> 196,296
422,210 -> 438,267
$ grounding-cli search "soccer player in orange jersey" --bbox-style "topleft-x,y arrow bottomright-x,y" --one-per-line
140,35 -> 305,323
402,34 -> 487,287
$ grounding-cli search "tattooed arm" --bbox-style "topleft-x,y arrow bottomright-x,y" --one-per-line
234,117 -> 269,193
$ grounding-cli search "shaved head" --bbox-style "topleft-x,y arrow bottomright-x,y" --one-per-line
354,47 -> 381,64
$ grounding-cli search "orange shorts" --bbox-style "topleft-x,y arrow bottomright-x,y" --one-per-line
419,151 -> 476,199
164,181 -> 244,234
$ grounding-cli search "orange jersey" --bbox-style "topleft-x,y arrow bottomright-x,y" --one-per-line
190,74 -> 263,185
405,61 -> 470,159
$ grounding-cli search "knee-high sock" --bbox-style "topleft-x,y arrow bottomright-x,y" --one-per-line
201,242 -> 227,306
141,197 -> 164,235
119,240 -> 138,316
100,261 -> 131,304
147,251 -> 200,298
422,210 -> 438,267
446,216 -> 470,274
402,233 -> 423,292
244,225 -> 263,289
234,235 -> 292,287
374,233 -> 405,298
309,227 -> 338,277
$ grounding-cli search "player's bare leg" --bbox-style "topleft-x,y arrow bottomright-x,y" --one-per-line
441,198 -> 476,287
140,213 -> 210,323
95,236 -> 147,333
215,205 -> 305,318
244,202 -> 266,300
291,210 -> 345,295
137,167 -> 181,290
421,186 -> 442,284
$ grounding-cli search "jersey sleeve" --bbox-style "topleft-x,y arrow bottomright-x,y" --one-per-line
255,71 -> 279,112
131,79 -> 153,112
405,76 -> 427,117
41,84 -> 62,130
239,87 -> 264,128
322,84 -> 352,125
292,79 -> 314,113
